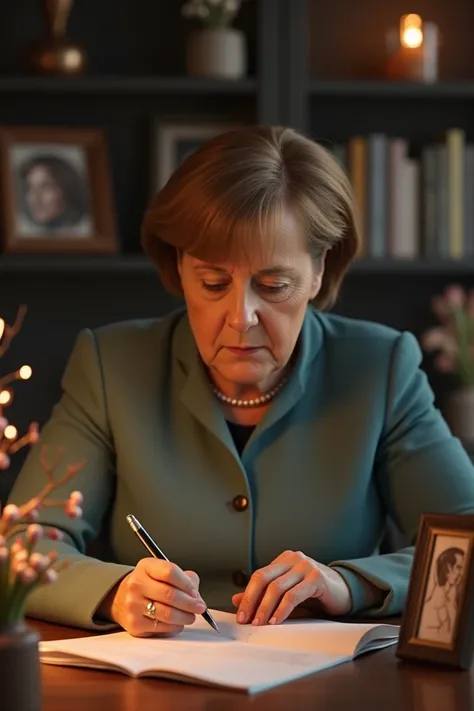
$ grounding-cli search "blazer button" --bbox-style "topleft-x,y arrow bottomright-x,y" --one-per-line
232,495 -> 249,512
232,570 -> 250,588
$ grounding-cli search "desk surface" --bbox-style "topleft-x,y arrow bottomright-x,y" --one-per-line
33,618 -> 474,711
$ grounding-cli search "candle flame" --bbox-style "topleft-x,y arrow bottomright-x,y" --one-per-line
400,13 -> 423,49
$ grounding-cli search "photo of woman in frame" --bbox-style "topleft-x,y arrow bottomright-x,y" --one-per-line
12,145 -> 94,239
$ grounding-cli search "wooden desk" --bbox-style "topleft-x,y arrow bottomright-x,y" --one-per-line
33,619 -> 474,711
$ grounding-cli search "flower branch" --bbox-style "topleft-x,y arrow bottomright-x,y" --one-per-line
0,306 -> 86,626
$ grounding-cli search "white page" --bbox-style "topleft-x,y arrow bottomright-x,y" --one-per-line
40,609 -> 399,693
190,610 -> 399,657
40,631 -> 348,693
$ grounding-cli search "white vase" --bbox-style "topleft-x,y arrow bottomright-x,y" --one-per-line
445,387 -> 474,444
186,28 -> 247,79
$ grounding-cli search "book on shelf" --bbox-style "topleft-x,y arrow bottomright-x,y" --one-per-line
39,609 -> 400,694
331,129 -> 472,261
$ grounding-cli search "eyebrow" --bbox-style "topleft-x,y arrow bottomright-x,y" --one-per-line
193,264 -> 296,276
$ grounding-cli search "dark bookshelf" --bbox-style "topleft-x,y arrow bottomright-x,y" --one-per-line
0,75 -> 258,95
0,254 -> 473,276
307,80 -> 474,99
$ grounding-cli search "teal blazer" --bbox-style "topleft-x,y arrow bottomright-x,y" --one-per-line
8,307 -> 474,630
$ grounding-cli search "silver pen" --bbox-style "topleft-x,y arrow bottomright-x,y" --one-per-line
126,514 -> 220,633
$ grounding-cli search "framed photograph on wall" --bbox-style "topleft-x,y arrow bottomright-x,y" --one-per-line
396,512 -> 474,670
151,120 -> 239,194
0,126 -> 118,254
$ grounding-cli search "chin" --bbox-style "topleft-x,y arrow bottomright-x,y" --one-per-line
217,362 -> 269,385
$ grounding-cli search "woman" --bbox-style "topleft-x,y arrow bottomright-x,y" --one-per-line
8,125 -> 474,636
18,154 -> 90,234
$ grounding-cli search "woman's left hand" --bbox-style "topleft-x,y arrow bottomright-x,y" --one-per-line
232,550 -> 352,625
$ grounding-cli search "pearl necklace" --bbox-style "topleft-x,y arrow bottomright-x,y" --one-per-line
211,375 -> 288,408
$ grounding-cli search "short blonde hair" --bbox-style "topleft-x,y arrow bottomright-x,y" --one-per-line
141,125 -> 361,309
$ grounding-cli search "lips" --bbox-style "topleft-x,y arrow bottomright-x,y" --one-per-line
225,346 -> 262,354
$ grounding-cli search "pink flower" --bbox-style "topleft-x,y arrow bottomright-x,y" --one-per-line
444,284 -> 466,308
46,528 -> 64,541
435,353 -> 456,372
29,552 -> 50,573
65,499 -> 83,519
26,524 -> 43,544
42,569 -> 57,585
1,504 -> 20,523
421,328 -> 457,355
70,491 -> 83,506
21,567 -> 38,585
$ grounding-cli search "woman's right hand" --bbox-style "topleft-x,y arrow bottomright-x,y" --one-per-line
102,558 -> 206,637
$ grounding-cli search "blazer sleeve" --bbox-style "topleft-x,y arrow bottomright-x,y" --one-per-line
6,329 -> 133,630
329,331 -> 474,616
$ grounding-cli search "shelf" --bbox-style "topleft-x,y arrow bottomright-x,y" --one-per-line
0,255 -> 473,276
0,254 -> 156,274
0,75 -> 257,95
307,80 -> 474,99
350,258 -> 474,274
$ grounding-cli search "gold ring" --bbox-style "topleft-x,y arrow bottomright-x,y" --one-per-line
146,600 -> 156,618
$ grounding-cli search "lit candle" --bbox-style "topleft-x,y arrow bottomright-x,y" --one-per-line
386,14 -> 439,82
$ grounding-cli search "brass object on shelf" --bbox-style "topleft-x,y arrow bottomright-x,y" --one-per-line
26,0 -> 87,75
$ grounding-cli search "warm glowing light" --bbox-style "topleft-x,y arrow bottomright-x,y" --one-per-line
19,365 -> 32,380
400,13 -> 423,49
0,390 -> 11,405
4,425 -> 17,440
0,319 -> 4,340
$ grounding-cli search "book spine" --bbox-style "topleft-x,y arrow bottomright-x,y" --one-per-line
465,145 -> 474,257
348,136 -> 367,256
421,145 -> 438,258
436,145 -> 449,257
388,138 -> 409,257
447,128 -> 465,259
367,134 -> 388,258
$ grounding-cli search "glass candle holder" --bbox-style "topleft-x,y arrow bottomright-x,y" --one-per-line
386,14 -> 439,83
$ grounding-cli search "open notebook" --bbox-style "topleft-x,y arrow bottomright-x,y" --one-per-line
39,610 -> 399,694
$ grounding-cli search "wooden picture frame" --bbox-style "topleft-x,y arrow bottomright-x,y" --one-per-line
0,126 -> 118,254
397,513 -> 474,670
151,120 -> 239,194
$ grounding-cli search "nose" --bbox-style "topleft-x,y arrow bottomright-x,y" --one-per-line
228,285 -> 259,332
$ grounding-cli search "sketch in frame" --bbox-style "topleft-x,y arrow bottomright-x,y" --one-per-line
152,121 -> 240,194
396,513 -> 474,670
416,534 -> 468,646
0,126 -> 118,254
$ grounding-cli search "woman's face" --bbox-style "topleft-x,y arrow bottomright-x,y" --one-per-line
178,210 -> 325,393
24,165 -> 65,225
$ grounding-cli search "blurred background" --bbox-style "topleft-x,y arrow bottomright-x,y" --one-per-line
1,0 -> 474,501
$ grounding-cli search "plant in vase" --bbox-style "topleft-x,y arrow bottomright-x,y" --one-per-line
421,284 -> 474,443
182,0 -> 249,79
0,306 -> 85,711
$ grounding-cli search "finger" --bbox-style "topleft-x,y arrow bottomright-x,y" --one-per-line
269,570 -> 322,625
232,592 -> 244,607
185,570 -> 200,589
146,600 -> 197,627
252,568 -> 306,626
142,558 -> 198,596
142,580 -> 207,615
237,562 -> 292,624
